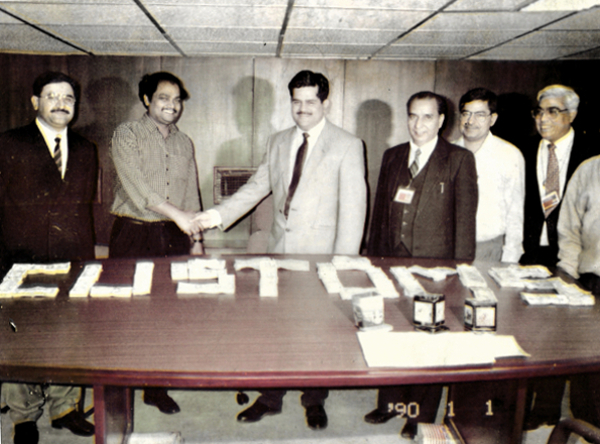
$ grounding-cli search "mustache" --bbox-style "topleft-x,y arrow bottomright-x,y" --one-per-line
51,108 -> 71,114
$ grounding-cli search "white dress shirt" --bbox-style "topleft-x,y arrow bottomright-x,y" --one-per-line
409,136 -> 438,176
454,132 -> 525,263
536,128 -> 575,246
36,118 -> 68,179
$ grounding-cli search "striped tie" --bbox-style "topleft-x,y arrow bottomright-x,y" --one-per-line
409,148 -> 421,178
544,143 -> 559,217
53,136 -> 63,177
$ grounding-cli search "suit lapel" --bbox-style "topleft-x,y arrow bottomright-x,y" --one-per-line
278,127 -> 295,194
301,120 -> 330,183
418,139 -> 449,208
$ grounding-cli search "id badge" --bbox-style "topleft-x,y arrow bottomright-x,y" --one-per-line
542,191 -> 560,212
394,187 -> 415,204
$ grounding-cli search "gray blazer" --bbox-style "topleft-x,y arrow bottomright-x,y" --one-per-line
216,119 -> 367,254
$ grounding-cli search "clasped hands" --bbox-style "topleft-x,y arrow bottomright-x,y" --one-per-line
174,210 -> 215,237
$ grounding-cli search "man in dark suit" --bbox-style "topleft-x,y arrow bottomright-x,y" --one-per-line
364,91 -> 477,439
0,71 -> 97,443
521,84 -> 599,431
521,84 -> 598,268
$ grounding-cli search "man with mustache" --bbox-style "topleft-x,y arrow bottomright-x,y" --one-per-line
109,71 -> 203,415
0,71 -> 97,443
196,70 -> 367,430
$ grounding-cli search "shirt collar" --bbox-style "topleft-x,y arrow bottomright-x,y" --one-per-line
410,135 -> 438,158
543,127 -> 574,150
296,117 -> 326,141
36,117 -> 67,146
142,112 -> 179,136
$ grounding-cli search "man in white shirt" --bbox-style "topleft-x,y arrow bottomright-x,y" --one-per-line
521,84 -> 597,268
453,88 -> 525,263
522,84 -> 599,431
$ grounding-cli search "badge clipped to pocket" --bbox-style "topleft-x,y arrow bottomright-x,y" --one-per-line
542,191 -> 560,213
394,187 -> 415,205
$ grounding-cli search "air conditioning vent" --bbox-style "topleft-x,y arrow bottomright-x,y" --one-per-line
213,167 -> 257,204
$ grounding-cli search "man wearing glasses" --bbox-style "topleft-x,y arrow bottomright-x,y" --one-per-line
0,72 -> 97,443
453,88 -> 525,263
521,84 -> 597,269
521,84 -> 599,431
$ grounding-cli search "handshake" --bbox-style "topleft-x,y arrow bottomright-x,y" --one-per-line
175,210 -> 217,237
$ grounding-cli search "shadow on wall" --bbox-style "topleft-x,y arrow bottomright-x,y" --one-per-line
216,76 -> 276,252
75,76 -> 138,245
355,99 -> 393,253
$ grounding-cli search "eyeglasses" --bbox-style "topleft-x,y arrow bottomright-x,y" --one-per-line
460,111 -> 491,121
40,93 -> 76,106
531,107 -> 569,119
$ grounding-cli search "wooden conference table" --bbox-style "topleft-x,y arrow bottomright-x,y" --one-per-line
1,254 -> 599,444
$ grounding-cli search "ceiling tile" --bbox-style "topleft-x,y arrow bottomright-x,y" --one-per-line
180,41 -> 278,56
377,44 -> 490,59
0,2 -> 148,25
284,29 -> 400,45
144,4 -> 286,28
168,27 -> 278,43
544,7 -> 600,29
445,0 -> 532,11
0,23 -> 85,53
470,44 -> 593,59
294,0 -> 450,9
289,7 -> 433,31
420,11 -> 570,31
398,29 -> 525,46
281,42 -> 382,57
510,29 -> 600,46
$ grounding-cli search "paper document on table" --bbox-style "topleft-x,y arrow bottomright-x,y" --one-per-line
356,331 -> 529,368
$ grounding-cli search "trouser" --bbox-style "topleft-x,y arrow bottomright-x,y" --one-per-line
257,389 -> 329,410
4,383 -> 80,424
475,235 -> 504,262
109,216 -> 190,258
375,385 -> 443,424
579,273 -> 600,296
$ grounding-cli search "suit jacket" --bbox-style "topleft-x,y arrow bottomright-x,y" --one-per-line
0,121 -> 98,272
521,131 -> 599,266
216,119 -> 367,254
367,137 -> 477,260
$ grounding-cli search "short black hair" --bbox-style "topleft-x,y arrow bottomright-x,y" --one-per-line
459,87 -> 498,114
138,72 -> 190,108
407,91 -> 447,117
287,70 -> 329,102
32,72 -> 81,102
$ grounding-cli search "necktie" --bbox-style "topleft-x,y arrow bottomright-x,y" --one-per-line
409,148 -> 421,178
53,136 -> 63,177
284,132 -> 309,218
544,142 -> 559,217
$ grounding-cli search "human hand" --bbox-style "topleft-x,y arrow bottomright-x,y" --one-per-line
193,211 -> 215,231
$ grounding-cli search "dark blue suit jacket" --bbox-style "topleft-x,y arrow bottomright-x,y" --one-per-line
0,121 -> 98,272
367,137 -> 477,260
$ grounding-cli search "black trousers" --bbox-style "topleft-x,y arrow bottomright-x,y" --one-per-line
109,216 -> 190,259
257,389 -> 328,409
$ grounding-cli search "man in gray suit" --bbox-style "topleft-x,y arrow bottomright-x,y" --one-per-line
197,70 -> 367,429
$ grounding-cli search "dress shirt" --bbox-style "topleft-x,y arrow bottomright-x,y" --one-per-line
557,155 -> 600,279
287,117 -> 326,184
454,132 -> 525,263
36,118 -> 68,179
409,136 -> 438,176
110,113 -> 200,222
536,128 -> 575,246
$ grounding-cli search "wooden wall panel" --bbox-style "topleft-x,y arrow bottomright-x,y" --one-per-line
1,54 -> 599,252
343,60 -> 435,235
